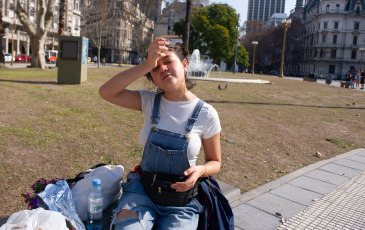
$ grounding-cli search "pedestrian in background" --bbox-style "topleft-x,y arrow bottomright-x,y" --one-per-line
102,57 -> 106,67
355,71 -> 361,88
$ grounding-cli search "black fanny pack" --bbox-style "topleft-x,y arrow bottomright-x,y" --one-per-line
139,167 -> 198,206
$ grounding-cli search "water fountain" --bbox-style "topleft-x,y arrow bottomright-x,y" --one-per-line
187,49 -> 270,84
188,49 -> 222,78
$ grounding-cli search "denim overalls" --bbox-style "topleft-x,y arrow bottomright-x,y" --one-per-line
111,93 -> 205,230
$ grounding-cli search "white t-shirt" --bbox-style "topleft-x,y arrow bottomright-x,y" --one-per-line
139,90 -> 221,166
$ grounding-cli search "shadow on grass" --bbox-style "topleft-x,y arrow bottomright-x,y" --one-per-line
0,79 -> 57,85
206,100 -> 365,110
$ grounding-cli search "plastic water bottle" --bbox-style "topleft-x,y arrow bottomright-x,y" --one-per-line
87,178 -> 103,230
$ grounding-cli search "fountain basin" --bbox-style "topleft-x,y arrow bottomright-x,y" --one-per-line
188,77 -> 271,84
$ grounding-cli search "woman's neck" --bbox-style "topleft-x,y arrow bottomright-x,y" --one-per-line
162,90 -> 196,102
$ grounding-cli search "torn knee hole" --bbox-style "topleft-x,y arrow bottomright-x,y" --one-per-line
117,209 -> 139,220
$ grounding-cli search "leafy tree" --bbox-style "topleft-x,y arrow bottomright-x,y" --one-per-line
236,45 -> 250,68
174,3 -> 242,64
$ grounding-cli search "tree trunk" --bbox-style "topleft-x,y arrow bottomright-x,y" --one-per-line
30,35 -> 47,69
183,0 -> 192,50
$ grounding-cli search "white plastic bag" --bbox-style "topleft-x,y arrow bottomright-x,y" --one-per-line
0,208 -> 68,230
71,165 -> 124,221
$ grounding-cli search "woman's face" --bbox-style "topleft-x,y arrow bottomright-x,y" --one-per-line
149,50 -> 188,92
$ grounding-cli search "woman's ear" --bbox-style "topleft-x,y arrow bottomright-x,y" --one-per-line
183,59 -> 188,71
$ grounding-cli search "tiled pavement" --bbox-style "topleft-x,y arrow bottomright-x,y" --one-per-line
231,148 -> 365,230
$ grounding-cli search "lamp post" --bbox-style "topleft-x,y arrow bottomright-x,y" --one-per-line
359,47 -> 365,71
252,41 -> 258,74
278,19 -> 291,78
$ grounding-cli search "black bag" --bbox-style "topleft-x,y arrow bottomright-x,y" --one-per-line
139,168 -> 198,206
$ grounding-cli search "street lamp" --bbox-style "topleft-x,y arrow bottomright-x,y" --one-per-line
359,47 -> 365,71
252,41 -> 258,74
278,18 -> 291,78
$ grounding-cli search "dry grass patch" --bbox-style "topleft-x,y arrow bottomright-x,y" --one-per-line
0,67 -> 364,217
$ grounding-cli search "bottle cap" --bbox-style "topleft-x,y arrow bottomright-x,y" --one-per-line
92,178 -> 101,186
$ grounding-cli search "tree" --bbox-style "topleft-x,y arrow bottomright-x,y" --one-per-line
235,45 -> 250,69
173,4 -> 240,64
0,0 -> 5,67
14,0 -> 55,69
82,0 -> 112,68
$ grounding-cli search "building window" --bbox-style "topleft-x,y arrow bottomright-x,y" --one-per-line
326,5 -> 330,13
353,36 -> 358,45
324,22 -> 328,29
329,65 -> 335,74
356,6 -> 360,14
322,35 -> 327,43
354,22 -> 360,30
335,4 -> 340,12
331,49 -> 336,58
320,49 -> 325,57
334,21 -> 338,29
351,50 -> 357,59
68,16 -> 72,22
333,35 -> 337,44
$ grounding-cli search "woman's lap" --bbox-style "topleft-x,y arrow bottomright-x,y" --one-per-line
111,173 -> 202,230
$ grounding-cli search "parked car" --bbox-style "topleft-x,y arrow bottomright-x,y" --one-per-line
3,53 -> 15,62
15,54 -> 31,62
267,70 -> 279,76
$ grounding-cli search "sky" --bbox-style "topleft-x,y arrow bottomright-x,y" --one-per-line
213,0 -> 297,24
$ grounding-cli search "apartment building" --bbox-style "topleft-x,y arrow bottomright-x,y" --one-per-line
287,0 -> 365,78
154,0 -> 210,38
1,0 -> 81,56
80,0 -> 156,63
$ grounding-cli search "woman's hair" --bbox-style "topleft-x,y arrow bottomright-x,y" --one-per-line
145,44 -> 196,90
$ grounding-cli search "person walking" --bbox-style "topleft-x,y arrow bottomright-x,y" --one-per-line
99,37 -> 222,230
93,56 -> 97,65
355,71 -> 361,88
102,57 -> 106,67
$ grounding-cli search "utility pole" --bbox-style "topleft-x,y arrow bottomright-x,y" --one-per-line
183,0 -> 192,50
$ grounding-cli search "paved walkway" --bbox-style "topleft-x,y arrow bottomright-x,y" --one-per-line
231,148 -> 365,230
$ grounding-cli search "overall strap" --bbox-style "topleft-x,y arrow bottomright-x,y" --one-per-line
186,100 -> 205,134
151,92 -> 162,126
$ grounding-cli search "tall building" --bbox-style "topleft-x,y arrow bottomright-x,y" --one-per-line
247,0 -> 286,21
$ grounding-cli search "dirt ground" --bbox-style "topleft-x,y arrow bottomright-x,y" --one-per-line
0,67 -> 364,218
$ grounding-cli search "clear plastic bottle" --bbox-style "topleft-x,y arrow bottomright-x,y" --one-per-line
87,178 -> 103,230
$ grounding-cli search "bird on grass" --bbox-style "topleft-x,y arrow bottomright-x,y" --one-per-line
218,84 -> 228,90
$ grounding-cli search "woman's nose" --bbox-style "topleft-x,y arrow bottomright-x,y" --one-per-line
158,63 -> 167,73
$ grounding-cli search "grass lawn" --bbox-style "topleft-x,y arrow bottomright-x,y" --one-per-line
0,67 -> 364,217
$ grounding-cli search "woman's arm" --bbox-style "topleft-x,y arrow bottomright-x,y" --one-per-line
99,38 -> 169,110
171,132 -> 221,192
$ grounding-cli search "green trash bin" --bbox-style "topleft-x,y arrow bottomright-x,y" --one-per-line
57,36 -> 88,84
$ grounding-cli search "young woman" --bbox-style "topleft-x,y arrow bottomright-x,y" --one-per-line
99,37 -> 222,230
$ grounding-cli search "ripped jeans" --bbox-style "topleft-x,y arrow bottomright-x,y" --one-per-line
111,173 -> 203,230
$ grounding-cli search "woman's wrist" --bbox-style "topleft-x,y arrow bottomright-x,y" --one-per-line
201,165 -> 208,177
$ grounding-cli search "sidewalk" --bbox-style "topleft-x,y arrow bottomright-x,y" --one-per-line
231,148 -> 365,230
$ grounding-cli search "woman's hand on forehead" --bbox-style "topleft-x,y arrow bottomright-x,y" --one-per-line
146,37 -> 170,70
